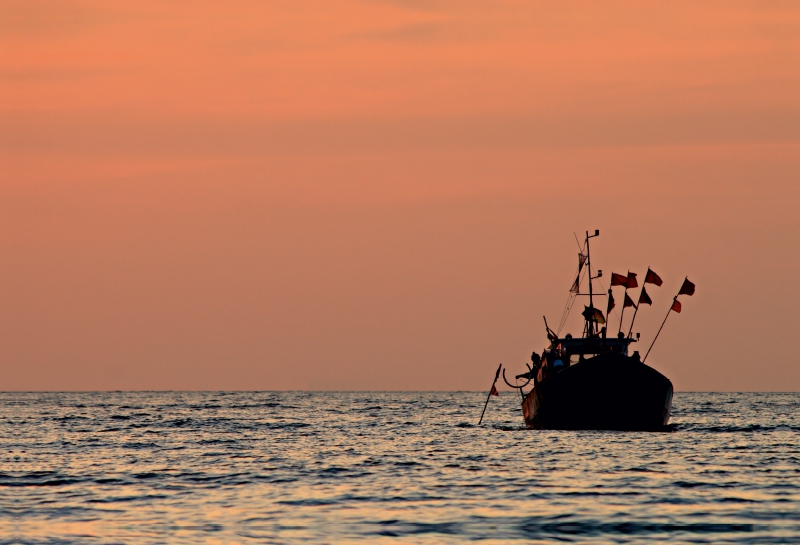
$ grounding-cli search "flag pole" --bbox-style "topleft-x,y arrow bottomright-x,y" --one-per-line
627,266 -> 649,338
617,271 -> 630,335
617,292 -> 626,335
478,364 -> 502,425
643,296 -> 677,363
626,298 -> 640,338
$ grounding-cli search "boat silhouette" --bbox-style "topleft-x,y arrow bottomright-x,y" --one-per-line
507,231 -> 674,431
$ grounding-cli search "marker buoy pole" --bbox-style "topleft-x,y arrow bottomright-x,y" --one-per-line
478,364 -> 502,425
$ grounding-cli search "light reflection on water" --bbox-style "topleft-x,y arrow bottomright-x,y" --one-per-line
1,392 -> 798,543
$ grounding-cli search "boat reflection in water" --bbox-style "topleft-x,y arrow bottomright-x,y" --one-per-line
507,230 -> 675,431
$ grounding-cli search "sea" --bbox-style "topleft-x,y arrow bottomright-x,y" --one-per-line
1,392 -> 798,544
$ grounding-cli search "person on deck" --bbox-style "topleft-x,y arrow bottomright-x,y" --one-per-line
515,352 -> 540,381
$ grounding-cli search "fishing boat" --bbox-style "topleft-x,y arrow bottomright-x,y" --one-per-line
503,230 -> 680,431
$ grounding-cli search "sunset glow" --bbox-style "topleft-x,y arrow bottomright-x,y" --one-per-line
2,1 -> 799,391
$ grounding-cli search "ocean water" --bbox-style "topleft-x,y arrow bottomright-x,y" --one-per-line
2,392 -> 798,544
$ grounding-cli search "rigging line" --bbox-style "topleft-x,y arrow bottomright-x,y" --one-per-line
558,266 -> 581,331
573,232 -> 583,252
548,235 -> 584,342
594,276 -> 621,322
557,290 -> 574,335
557,265 -> 588,334
556,290 -> 573,334
557,292 -> 575,335
555,235 -> 589,336
557,259 -> 583,332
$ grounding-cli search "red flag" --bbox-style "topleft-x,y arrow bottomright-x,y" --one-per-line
626,272 -> 638,289
610,272 -> 628,287
623,293 -> 637,308
639,287 -> 653,305
644,268 -> 663,286
606,290 -> 615,313
671,299 -> 682,313
679,277 -> 696,296
490,385 -> 499,396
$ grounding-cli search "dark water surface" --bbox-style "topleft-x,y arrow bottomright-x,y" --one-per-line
2,392 -> 798,544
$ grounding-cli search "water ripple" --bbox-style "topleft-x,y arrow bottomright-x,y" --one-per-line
1,391 -> 798,543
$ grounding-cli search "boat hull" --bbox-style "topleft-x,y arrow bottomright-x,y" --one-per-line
521,352 -> 673,431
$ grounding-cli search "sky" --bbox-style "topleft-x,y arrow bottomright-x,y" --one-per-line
1,0 -> 799,391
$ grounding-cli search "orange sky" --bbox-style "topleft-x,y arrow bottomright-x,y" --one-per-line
1,1 -> 799,391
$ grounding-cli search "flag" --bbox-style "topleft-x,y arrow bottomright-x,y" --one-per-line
626,271 -> 638,289
624,293 -> 637,308
582,306 -> 606,324
490,385 -> 499,396
671,299 -> 682,313
644,268 -> 663,286
606,290 -> 615,314
639,286 -> 653,305
570,274 -> 580,293
679,277 -> 696,296
611,272 -> 628,287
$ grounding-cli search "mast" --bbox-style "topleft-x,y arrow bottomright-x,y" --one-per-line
585,231 -> 594,337
584,229 -> 600,337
